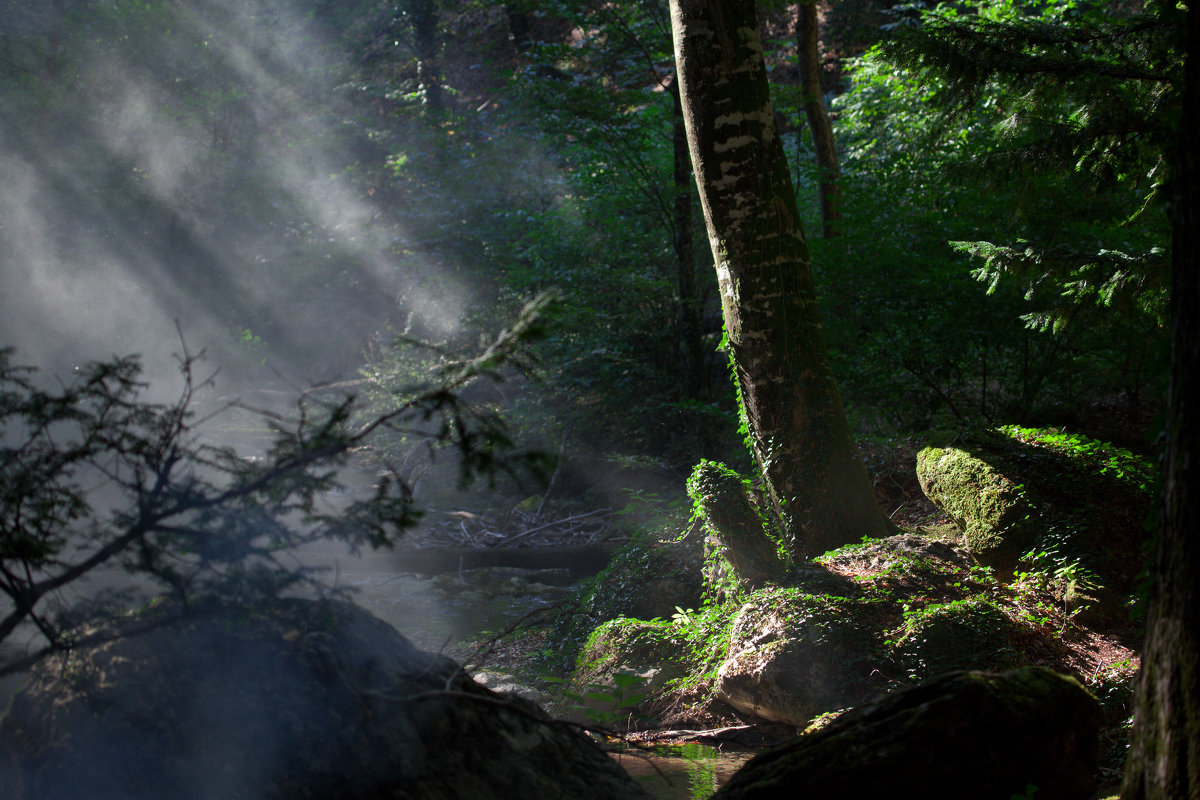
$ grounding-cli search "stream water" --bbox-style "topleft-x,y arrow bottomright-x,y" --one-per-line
612,742 -> 755,799
295,541 -> 754,798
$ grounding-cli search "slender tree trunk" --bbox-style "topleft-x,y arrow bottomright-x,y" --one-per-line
410,0 -> 442,111
1122,6 -> 1200,798
671,80 -> 706,404
670,0 -> 891,558
796,1 -> 841,238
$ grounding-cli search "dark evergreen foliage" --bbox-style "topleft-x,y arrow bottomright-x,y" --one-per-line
877,0 -> 1182,332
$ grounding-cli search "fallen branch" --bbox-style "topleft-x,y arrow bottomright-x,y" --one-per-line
489,508 -> 615,547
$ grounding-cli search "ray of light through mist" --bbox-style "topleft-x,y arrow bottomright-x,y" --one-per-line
0,0 -> 468,402
0,0 -> 510,694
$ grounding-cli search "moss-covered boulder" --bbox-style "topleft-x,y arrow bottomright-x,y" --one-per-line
543,526 -> 704,673
890,597 -> 1018,678
916,426 -> 1155,598
688,461 -> 789,600
916,438 -> 1038,573
712,667 -> 1103,800
716,589 -> 878,726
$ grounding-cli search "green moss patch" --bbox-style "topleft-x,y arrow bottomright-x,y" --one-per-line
917,426 -> 1154,592
889,597 -> 1018,679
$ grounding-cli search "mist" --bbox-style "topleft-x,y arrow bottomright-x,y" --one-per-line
0,0 -> 470,403
0,0 -> 569,697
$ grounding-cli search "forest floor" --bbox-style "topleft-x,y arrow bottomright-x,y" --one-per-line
457,436 -> 1143,797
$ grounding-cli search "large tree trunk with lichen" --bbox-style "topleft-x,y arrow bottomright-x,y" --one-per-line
669,0 -> 891,558
1122,6 -> 1200,797
797,1 -> 841,238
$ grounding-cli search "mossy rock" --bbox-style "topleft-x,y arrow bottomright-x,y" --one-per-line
566,619 -> 689,727
891,597 -> 1018,679
916,426 -> 1153,589
712,667 -> 1103,800
817,532 -> 975,599
716,589 -> 879,726
576,618 -> 687,682
542,528 -> 704,673
784,561 -> 863,599
916,438 -> 1038,574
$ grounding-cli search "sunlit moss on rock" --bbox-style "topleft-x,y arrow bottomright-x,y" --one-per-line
890,597 -> 1018,678
917,426 -> 1154,595
917,433 -> 1039,574
540,526 -> 704,674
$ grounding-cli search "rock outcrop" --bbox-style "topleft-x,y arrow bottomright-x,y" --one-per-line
890,596 -> 1018,676
716,589 -> 876,726
567,618 -> 689,727
712,667 -> 1103,800
915,426 -> 1153,600
0,599 -> 651,800
544,525 -> 705,672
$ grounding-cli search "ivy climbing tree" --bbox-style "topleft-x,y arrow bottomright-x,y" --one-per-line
669,0 -> 892,558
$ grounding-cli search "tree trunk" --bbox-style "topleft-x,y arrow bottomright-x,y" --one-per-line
689,461 -> 789,594
1122,5 -> 1200,798
796,1 -> 841,238
409,0 -> 442,111
669,0 -> 891,558
671,80 -> 707,405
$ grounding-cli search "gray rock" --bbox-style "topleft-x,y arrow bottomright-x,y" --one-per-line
716,590 -> 875,726
472,670 -> 553,710
0,599 -> 650,800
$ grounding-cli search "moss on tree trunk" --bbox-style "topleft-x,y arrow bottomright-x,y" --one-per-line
670,0 -> 891,558
688,461 -> 788,590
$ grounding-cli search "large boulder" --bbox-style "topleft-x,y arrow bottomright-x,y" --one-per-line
0,599 -> 651,800
566,618 -> 690,727
713,667 -> 1103,800
916,439 -> 1038,573
716,589 -> 877,726
916,426 -> 1154,597
544,526 -> 704,673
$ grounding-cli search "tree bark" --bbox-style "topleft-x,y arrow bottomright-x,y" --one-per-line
409,0 -> 442,111
1122,5 -> 1200,798
689,461 -> 789,592
796,1 -> 841,238
670,80 -> 707,405
669,0 -> 891,558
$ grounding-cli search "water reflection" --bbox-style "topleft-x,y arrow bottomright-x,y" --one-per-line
610,742 -> 754,800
